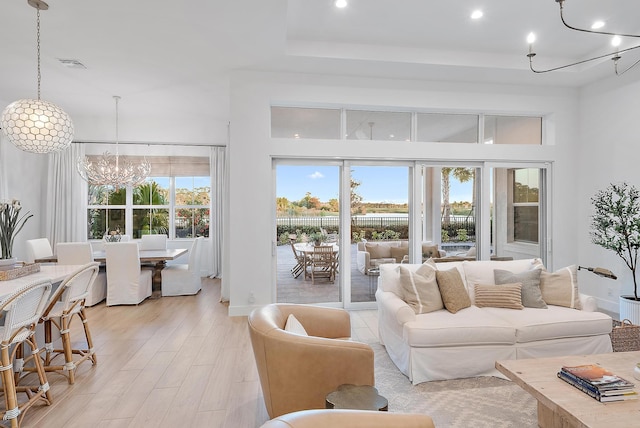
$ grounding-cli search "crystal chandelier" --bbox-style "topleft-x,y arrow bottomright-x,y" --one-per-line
76,96 -> 151,189
0,0 -> 74,154
527,0 -> 640,75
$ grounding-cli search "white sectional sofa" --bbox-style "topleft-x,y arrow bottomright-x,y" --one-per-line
375,259 -> 613,384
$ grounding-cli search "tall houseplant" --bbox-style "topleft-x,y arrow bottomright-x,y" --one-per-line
590,183 -> 640,321
0,199 -> 33,260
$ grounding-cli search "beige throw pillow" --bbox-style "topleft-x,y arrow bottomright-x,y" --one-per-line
436,268 -> 471,314
284,314 -> 308,336
390,246 -> 409,263
494,268 -> 547,309
399,264 -> 444,314
539,265 -> 581,309
474,283 -> 524,309
365,242 -> 392,259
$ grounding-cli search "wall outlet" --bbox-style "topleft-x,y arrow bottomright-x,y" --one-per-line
248,292 -> 256,304
607,287 -> 613,297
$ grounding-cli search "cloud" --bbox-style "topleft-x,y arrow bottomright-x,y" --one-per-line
309,171 -> 324,179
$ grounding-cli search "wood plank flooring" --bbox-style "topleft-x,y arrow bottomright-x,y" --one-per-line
10,278 -> 379,428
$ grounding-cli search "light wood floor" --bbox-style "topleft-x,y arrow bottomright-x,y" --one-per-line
11,278 -> 379,428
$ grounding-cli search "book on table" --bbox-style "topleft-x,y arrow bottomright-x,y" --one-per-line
557,364 -> 638,402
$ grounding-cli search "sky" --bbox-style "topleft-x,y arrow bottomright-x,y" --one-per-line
276,165 -> 473,204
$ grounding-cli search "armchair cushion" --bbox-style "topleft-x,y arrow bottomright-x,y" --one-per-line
284,314 -> 308,336
421,244 -> 440,258
390,246 -> 409,263
365,243 -> 392,259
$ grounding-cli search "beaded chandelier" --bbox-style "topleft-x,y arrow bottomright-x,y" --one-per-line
0,0 -> 74,154
76,96 -> 150,189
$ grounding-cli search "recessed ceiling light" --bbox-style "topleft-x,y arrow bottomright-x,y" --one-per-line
612,35 -> 622,47
471,10 -> 483,20
591,20 -> 605,30
335,0 -> 347,8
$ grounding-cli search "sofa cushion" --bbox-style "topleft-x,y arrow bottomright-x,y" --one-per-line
400,264 -> 443,314
540,265 -> 581,309
365,242 -> 392,259
390,246 -> 409,263
463,259 -> 540,303
421,244 -> 440,258
403,306 -> 516,347
474,283 -> 524,309
494,268 -> 547,309
482,305 -> 612,343
436,268 -> 471,314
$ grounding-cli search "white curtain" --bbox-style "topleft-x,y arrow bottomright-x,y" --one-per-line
209,146 -> 226,284
45,143 -> 88,248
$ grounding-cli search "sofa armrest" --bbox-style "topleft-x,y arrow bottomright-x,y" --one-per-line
376,290 -> 415,325
356,250 -> 370,274
579,293 -> 598,312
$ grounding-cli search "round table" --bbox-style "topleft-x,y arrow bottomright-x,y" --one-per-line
367,267 -> 380,295
325,384 -> 388,411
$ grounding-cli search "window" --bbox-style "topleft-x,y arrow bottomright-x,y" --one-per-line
86,156 -> 211,240
484,116 -> 542,145
511,168 -> 539,243
345,110 -> 411,141
271,107 -> 341,139
416,113 -> 478,143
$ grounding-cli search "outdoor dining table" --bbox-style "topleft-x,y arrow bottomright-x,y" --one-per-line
36,248 -> 189,291
293,243 -> 339,281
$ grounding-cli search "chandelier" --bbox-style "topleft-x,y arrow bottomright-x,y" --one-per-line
527,0 -> 640,75
0,0 -> 73,154
76,96 -> 151,189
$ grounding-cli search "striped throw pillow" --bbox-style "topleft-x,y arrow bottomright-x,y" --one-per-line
474,283 -> 524,309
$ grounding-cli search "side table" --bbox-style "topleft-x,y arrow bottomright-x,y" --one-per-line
367,267 -> 380,296
325,384 -> 388,411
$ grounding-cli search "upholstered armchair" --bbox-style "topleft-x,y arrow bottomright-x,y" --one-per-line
248,304 -> 375,419
260,409 -> 436,428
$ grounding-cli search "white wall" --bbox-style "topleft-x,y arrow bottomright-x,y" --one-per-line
577,72 -> 640,315
227,71 -> 581,315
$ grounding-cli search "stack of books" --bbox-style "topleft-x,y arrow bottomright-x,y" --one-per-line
557,364 -> 638,402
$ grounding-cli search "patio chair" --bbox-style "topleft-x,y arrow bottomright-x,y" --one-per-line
56,242 -> 107,306
22,263 -> 100,385
310,245 -> 336,284
289,240 -> 308,279
0,280 -> 52,427
105,242 -> 152,306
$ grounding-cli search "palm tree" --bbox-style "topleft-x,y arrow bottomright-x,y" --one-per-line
441,167 -> 474,225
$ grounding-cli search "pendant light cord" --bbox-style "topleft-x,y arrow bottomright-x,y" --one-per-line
114,96 -> 120,170
36,8 -> 41,100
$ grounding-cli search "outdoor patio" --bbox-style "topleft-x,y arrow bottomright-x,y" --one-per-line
276,243 -> 375,304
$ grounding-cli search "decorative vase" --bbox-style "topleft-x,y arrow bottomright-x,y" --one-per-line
0,257 -> 18,267
619,296 -> 640,325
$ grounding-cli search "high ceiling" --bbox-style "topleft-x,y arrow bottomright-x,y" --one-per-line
1,0 -> 639,138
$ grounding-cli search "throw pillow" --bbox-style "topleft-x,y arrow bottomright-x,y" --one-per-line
365,242 -> 392,259
474,283 -> 524,309
421,244 -> 440,259
436,268 -> 471,314
399,264 -> 444,314
494,268 -> 547,309
390,246 -> 410,263
284,313 -> 308,336
539,265 -> 581,309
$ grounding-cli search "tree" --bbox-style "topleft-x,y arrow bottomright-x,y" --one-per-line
328,198 -> 339,212
276,197 -> 290,214
351,177 -> 365,215
441,167 -> 474,224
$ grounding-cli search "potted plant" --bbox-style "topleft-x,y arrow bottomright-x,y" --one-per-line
308,231 -> 325,246
590,182 -> 640,323
0,199 -> 33,265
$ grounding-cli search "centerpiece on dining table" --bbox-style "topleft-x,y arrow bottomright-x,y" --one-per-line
104,226 -> 123,242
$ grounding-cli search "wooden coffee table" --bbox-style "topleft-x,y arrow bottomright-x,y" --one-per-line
496,351 -> 640,428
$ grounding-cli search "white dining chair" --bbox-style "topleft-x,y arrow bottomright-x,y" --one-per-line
56,242 -> 107,306
140,234 -> 168,250
25,238 -> 53,263
105,242 -> 152,306
161,237 -> 203,296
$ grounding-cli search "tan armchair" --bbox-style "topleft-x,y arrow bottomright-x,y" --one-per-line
260,409 -> 436,428
248,304 -> 375,419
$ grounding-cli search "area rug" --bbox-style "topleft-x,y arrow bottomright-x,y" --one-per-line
372,343 -> 538,427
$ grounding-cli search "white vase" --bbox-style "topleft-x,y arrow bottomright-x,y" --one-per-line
0,257 -> 17,267
619,296 -> 640,324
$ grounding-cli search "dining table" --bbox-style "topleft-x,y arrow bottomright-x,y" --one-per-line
0,264 -> 82,299
36,248 -> 189,292
293,243 -> 339,281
